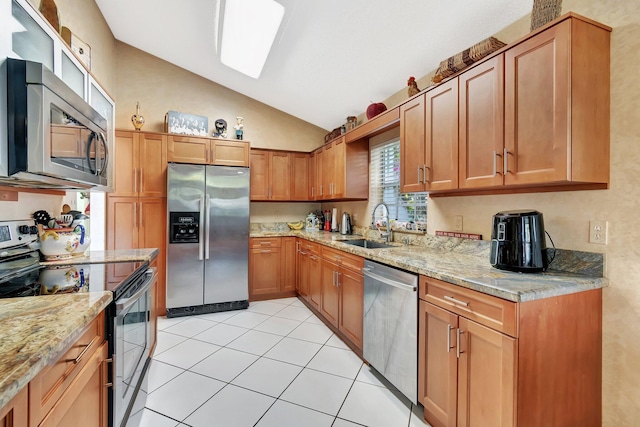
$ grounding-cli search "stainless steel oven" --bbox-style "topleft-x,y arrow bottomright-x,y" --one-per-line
114,267 -> 156,427
6,58 -> 109,189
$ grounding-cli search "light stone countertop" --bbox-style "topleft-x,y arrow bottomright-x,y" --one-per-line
250,230 -> 606,303
0,292 -> 113,408
40,248 -> 159,266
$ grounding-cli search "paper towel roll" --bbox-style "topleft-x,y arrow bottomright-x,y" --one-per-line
331,208 -> 338,231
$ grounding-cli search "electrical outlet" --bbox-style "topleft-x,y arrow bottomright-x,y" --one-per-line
353,213 -> 358,222
589,220 -> 608,244
454,215 -> 463,231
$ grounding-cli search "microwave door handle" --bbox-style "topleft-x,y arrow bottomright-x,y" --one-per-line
85,132 -> 97,175
98,132 -> 108,176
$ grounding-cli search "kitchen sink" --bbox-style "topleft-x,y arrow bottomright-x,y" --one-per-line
341,239 -> 394,249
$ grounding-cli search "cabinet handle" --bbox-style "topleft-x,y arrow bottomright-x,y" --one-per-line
503,148 -> 510,175
261,249 -> 272,253
457,329 -> 464,358
104,358 -> 113,388
447,324 -> 454,353
310,254 -> 317,260
493,150 -> 498,176
133,168 -> 138,192
296,241 -> 300,252
139,169 -> 143,192
337,272 -> 341,287
424,164 -> 430,183
139,202 -> 143,229
444,295 -> 469,306
133,203 -> 138,229
319,185 -> 323,196
311,186 -> 315,198
259,241 -> 272,245
68,337 -> 97,364
417,166 -> 422,184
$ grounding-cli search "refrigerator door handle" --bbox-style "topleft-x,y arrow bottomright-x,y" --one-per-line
199,196 -> 205,261
205,195 -> 211,260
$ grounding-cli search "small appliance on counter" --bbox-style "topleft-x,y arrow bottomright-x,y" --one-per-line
490,210 -> 551,272
340,212 -> 352,235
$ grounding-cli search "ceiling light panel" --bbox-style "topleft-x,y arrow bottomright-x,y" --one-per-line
221,0 -> 285,79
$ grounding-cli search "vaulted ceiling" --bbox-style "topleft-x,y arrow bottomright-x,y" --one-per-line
96,0 -> 533,130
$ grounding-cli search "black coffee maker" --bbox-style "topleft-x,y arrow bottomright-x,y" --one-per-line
490,210 -> 548,273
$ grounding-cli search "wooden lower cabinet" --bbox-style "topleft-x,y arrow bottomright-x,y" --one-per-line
307,253 -> 322,310
28,311 -> 108,427
249,237 -> 296,300
0,387 -> 28,427
419,276 -> 601,427
320,259 -> 340,327
337,267 -> 364,350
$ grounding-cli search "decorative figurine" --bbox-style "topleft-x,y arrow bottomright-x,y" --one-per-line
407,76 -> 421,97
213,119 -> 227,138
131,102 -> 145,131
346,116 -> 358,131
234,117 -> 244,140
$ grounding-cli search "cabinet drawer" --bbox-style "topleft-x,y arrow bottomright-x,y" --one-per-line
29,312 -> 105,426
420,276 -> 517,337
250,237 -> 281,248
322,246 -> 364,272
299,240 -> 320,255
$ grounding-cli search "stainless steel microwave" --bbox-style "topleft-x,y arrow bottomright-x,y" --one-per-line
5,58 -> 109,189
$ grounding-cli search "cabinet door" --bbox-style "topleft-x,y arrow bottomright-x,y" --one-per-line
249,247 -> 281,297
167,136 -> 209,164
338,268 -> 363,350
297,248 -> 309,298
281,237 -> 297,292
322,143 -> 335,199
139,198 -> 167,315
308,151 -> 316,200
212,139 -> 249,167
39,342 -> 108,427
425,79 -> 459,191
106,197 -> 140,283
270,151 -> 291,200
112,131 -> 137,196
320,259 -> 340,327
291,153 -> 309,201
400,95 -> 426,193
315,149 -> 325,199
457,318 -> 516,427
139,133 -> 168,197
504,20 -> 570,185
308,254 -> 322,310
459,55 -> 505,189
249,151 -> 270,201
332,139 -> 346,198
0,387 -> 27,427
419,301 -> 458,427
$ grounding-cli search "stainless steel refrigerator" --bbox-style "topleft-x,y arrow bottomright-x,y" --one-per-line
166,163 -> 249,318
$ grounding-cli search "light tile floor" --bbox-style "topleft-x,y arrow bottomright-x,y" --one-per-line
128,297 -> 432,427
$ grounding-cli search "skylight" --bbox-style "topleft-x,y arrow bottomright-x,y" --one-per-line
220,0 -> 285,79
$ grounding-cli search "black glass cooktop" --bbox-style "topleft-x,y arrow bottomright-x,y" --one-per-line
0,260 -> 148,299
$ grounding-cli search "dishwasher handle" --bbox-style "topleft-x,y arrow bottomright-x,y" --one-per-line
362,267 -> 417,292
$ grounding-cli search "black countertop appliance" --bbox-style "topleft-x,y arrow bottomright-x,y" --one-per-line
490,210 -> 548,272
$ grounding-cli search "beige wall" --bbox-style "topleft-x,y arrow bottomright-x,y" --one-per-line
368,2 -> 639,424
114,42 -> 327,152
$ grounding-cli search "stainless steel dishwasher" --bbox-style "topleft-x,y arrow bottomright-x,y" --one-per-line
362,260 -> 418,404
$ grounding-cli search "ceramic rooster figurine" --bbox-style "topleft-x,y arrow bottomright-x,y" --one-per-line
407,76 -> 420,97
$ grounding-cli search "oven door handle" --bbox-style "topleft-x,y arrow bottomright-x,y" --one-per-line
116,269 -> 156,313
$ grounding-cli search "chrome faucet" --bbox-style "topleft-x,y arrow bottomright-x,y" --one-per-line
372,202 -> 393,243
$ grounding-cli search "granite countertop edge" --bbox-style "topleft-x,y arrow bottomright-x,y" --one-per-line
250,230 -> 607,303
0,292 -> 113,408
39,248 -> 159,266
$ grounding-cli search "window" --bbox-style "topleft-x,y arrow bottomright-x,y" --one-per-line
370,138 -> 427,229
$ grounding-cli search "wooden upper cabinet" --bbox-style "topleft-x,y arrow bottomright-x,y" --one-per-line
315,137 -> 368,201
249,149 -> 292,201
291,153 -> 310,201
315,148 -> 325,199
425,79 -> 459,191
459,55 -> 505,189
250,150 -> 269,200
400,95 -> 426,193
167,135 -> 209,164
113,131 -> 167,197
308,151 -> 316,200
332,139 -> 346,199
168,135 -> 249,166
212,139 -> 249,167
269,151 -> 291,200
504,17 -> 610,186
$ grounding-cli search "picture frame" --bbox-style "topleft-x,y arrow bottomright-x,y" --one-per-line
165,110 -> 208,136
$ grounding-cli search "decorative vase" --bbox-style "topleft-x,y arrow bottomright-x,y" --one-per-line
131,102 -> 145,130
39,0 -> 60,33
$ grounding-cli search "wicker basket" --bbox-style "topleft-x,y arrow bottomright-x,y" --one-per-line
530,0 -> 563,31
432,37 -> 506,83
